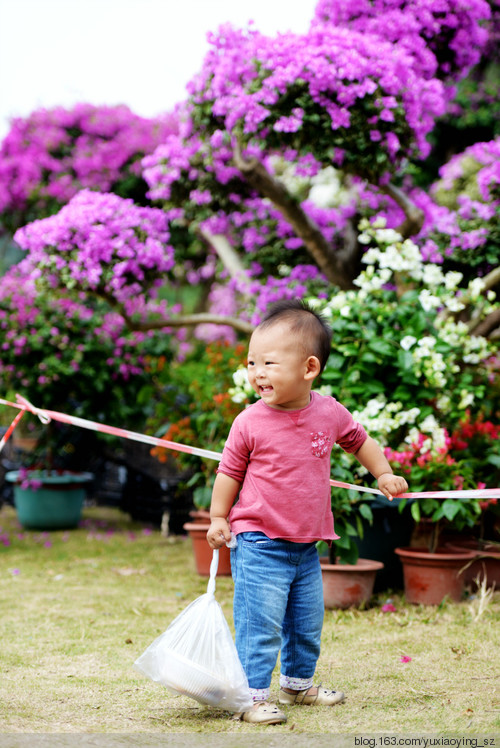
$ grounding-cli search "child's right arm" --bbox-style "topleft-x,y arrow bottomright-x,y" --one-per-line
206,472 -> 241,549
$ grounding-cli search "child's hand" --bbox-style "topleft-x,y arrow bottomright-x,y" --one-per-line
206,517 -> 232,549
377,473 -> 408,501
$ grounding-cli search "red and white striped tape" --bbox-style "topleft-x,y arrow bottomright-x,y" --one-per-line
0,408 -> 26,453
1,394 -> 500,502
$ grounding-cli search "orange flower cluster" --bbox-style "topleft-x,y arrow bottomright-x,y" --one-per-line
151,417 -> 195,464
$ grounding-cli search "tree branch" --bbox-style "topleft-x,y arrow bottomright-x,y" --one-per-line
199,229 -> 252,297
57,284 -> 254,335
440,266 -> 500,332
233,141 -> 358,289
467,267 -> 500,336
380,182 -> 425,238
199,230 -> 245,279
123,312 -> 254,335
477,266 -> 500,295
471,308 -> 500,338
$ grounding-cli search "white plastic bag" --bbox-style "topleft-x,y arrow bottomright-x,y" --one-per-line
134,549 -> 252,712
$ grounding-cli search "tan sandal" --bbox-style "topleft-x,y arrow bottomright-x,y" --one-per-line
279,685 -> 345,706
233,701 -> 287,724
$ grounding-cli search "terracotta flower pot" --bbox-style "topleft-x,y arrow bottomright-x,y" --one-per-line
395,546 -> 477,605
188,509 -> 211,524
320,557 -> 384,609
183,522 -> 232,576
444,541 -> 500,589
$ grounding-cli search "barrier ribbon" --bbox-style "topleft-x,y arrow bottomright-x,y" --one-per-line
0,408 -> 26,453
1,394 -> 500,502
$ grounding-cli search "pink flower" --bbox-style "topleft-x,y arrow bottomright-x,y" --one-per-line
382,603 -> 397,613
400,655 -> 412,663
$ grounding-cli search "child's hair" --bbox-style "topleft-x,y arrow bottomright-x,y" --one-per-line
258,299 -> 332,372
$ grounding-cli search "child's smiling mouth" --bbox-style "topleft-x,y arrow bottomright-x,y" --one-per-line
259,385 -> 273,394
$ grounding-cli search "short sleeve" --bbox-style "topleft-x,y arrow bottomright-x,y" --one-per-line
216,417 -> 250,483
334,401 -> 368,454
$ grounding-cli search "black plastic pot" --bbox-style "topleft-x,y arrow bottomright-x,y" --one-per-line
354,496 -> 415,592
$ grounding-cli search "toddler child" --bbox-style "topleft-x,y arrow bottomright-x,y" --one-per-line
207,299 -> 408,724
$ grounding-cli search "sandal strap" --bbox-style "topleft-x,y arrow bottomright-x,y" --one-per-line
282,683 -> 336,704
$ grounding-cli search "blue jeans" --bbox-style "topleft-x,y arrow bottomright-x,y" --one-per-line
231,532 -> 324,693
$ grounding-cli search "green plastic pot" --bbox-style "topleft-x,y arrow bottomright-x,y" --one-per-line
5,470 -> 93,530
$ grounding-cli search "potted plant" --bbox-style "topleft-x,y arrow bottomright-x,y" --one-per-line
316,461 -> 385,609
5,466 -> 94,530
442,412 -> 500,589
387,429 -> 484,604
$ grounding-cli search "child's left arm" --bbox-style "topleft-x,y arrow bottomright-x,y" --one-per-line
354,436 -> 408,501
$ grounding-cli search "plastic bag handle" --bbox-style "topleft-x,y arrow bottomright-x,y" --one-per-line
206,549 -> 219,595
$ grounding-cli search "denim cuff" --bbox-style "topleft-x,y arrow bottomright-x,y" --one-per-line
280,674 -> 314,691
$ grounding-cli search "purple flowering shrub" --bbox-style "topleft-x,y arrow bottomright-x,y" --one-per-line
312,0 -> 491,82
439,1 -> 500,126
185,23 -> 446,180
13,190 -> 175,318
0,103 -> 177,232
0,267 -> 173,428
425,137 -> 500,273
143,130 -> 255,215
432,138 -> 500,207
1,190 -> 176,466
139,5 -> 494,311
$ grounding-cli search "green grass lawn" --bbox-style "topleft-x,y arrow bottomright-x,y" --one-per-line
0,504 -> 499,737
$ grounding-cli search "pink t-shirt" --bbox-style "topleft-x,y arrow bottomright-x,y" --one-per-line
217,390 -> 368,543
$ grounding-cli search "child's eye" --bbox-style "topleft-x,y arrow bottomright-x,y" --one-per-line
247,360 -> 254,367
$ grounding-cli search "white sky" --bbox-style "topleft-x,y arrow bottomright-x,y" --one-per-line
0,0 -> 318,140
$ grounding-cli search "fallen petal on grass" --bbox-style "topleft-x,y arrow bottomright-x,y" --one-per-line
382,603 -> 397,613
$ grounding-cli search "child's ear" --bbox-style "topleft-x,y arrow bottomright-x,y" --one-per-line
304,356 -> 321,380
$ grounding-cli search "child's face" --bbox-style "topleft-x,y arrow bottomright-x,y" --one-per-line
247,323 -> 319,410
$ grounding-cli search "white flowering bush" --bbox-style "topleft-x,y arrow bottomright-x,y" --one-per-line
322,219 -> 494,419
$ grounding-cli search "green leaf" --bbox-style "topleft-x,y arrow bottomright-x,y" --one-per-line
411,502 -> 421,523
337,544 -> 360,565
359,503 -> 373,522
441,500 -> 461,522
368,339 -> 394,357
334,533 -> 352,549
397,349 -> 415,371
